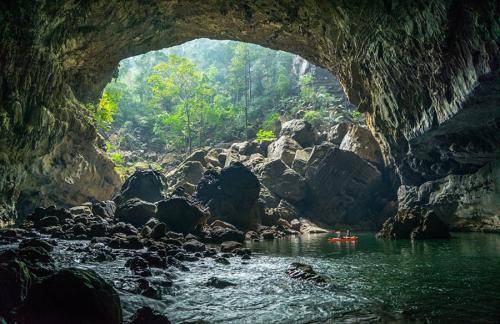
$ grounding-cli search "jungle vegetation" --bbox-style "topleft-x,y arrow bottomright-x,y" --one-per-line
90,39 -> 358,163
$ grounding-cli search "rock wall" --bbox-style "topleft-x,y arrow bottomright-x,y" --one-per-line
397,161 -> 500,232
0,1 -> 498,229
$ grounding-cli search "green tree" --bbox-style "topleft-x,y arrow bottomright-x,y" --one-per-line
148,55 -> 202,152
229,43 -> 255,140
88,87 -> 122,131
147,55 -> 227,152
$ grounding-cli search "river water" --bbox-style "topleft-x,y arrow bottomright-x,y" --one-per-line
50,232 -> 500,323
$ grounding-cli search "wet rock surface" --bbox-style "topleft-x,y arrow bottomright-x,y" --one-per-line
114,169 -> 167,204
304,147 -> 388,228
130,306 -> 171,324
286,262 -> 326,284
156,198 -> 206,234
0,204 -> 332,323
205,277 -> 237,289
377,209 -> 451,240
115,198 -> 157,228
196,163 -> 261,229
18,267 -> 122,324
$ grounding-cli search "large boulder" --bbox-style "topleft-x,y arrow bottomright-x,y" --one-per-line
166,161 -> 205,194
264,199 -> 301,224
242,153 -> 266,172
156,198 -> 207,234
280,119 -> 316,147
208,226 -> 245,243
130,306 -> 170,324
0,260 -> 31,311
184,148 -> 210,167
327,122 -> 350,145
115,169 -> 167,204
204,148 -> 224,168
18,268 -> 122,324
258,159 -> 307,203
26,206 -> 72,224
339,125 -> 383,164
115,198 -> 156,227
196,163 -> 261,229
259,185 -> 280,209
377,209 -> 451,240
305,147 -> 385,227
267,136 -> 302,167
291,149 -> 311,175
230,141 -> 263,156
394,161 -> 500,232
92,200 -> 116,219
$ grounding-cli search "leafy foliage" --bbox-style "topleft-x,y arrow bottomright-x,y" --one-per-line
303,110 -> 324,128
256,129 -> 276,143
87,88 -> 121,130
98,39 -> 358,157
351,111 -> 362,121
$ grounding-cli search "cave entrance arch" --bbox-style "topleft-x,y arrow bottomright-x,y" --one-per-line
0,1 -> 498,224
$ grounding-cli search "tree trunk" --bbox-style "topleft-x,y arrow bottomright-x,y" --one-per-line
244,47 -> 250,140
186,103 -> 192,153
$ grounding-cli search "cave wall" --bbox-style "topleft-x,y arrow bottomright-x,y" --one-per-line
0,1 -> 498,228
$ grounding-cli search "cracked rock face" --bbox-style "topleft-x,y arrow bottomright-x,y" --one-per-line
397,161 -> 500,232
0,1 -> 498,230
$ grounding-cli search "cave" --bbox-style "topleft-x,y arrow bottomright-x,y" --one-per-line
0,1 -> 499,322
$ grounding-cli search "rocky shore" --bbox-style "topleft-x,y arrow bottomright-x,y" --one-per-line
0,151 -> 330,323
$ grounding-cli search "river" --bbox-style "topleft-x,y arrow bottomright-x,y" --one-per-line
45,232 -> 500,323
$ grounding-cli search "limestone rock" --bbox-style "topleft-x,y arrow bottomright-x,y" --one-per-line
69,205 -> 92,217
230,141 -> 263,156
166,161 -> 204,194
220,241 -> 242,253
280,119 -> 316,147
242,153 -> 266,172
305,147 -> 384,226
291,149 -> 311,175
259,185 -> 280,209
26,206 -> 72,224
130,306 -> 171,324
271,200 -> 301,222
115,169 -> 167,204
286,262 -> 326,283
209,220 -> 237,231
267,136 -> 302,167
0,260 -> 31,311
396,161 -> 500,232
377,209 -> 451,240
259,159 -> 307,203
183,239 -> 206,253
204,148 -> 223,168
205,277 -> 236,289
339,125 -> 383,164
156,198 -> 207,234
115,198 -> 156,228
18,268 -> 122,324
208,226 -> 245,244
91,201 -> 116,219
196,163 -> 261,229
184,148 -> 210,167
327,122 -> 350,145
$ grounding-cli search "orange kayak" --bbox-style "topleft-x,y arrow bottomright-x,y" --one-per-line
328,236 -> 358,243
